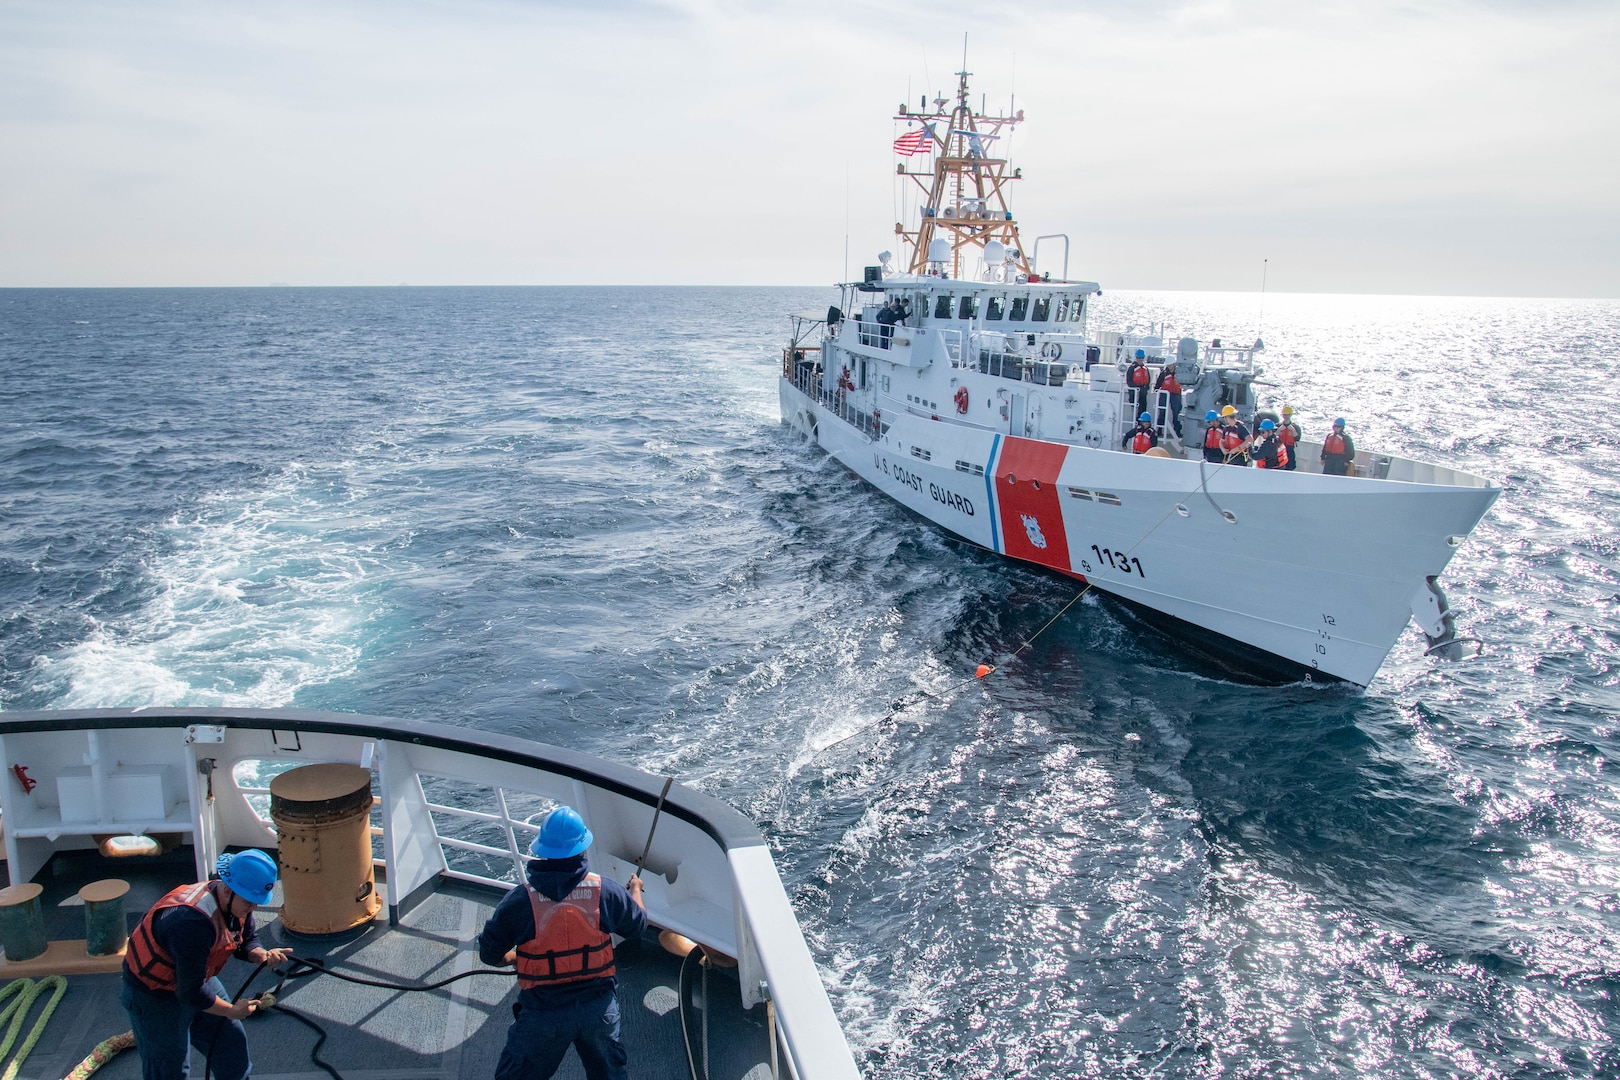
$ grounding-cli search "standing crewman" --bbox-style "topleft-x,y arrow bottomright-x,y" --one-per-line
1153,361 -> 1184,439
1251,418 -> 1290,469
1201,409 -> 1224,463
1216,405 -> 1252,465
1122,412 -> 1158,454
1321,417 -> 1356,475
1278,406 -> 1302,471
121,849 -> 291,1080
479,806 -> 648,1080
1125,349 -> 1152,420
873,299 -> 898,349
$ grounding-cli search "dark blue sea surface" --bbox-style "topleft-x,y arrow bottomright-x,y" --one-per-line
2,286 -> 1618,1077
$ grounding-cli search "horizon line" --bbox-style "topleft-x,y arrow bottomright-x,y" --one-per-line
1,283 -> 1617,302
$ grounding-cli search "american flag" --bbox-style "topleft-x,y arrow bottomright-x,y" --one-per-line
893,126 -> 932,156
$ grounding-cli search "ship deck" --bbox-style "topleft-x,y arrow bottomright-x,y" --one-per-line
8,846 -> 774,1080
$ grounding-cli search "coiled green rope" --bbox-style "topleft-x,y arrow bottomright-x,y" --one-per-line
0,975 -> 67,1080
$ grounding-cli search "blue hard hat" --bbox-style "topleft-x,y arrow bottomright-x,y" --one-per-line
1135,349 -> 1145,358
1205,410 -> 1218,422
531,806 -> 593,859
1139,412 -> 1152,422
1259,418 -> 1276,431
1333,417 -> 1346,427
217,849 -> 278,906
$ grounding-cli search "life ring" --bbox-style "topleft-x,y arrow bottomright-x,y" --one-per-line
954,386 -> 970,414
1040,341 -> 1062,360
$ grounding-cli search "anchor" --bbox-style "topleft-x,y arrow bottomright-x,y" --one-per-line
1411,576 -> 1483,660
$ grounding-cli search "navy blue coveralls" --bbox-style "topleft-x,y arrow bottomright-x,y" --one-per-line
121,892 -> 261,1080
478,855 -> 647,1080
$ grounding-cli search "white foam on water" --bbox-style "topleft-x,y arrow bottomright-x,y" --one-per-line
28,466 -> 379,709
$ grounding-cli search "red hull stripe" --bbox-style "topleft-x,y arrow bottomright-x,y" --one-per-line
994,437 -> 1073,572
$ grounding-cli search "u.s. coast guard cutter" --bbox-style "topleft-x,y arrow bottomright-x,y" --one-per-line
779,69 -> 1497,686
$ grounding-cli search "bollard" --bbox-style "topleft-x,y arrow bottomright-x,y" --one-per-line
80,879 -> 131,955
270,763 -> 381,934
0,883 -> 48,962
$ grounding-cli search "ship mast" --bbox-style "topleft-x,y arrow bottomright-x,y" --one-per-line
895,66 -> 1030,279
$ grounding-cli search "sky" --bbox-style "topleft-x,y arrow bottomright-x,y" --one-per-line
1,1 -> 1617,296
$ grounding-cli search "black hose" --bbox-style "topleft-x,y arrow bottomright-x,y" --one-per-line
676,946 -> 702,1080
266,999 -> 344,1080
204,959 -> 270,1080
276,955 -> 515,993
205,954 -> 519,1080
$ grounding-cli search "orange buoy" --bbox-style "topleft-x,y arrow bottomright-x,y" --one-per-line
975,664 -> 994,678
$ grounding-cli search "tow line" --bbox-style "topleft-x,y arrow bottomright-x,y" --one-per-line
0,975 -> 66,1080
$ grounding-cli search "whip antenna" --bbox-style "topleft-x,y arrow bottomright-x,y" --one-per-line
1258,257 -> 1268,342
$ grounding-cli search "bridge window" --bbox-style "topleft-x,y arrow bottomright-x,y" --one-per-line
985,296 -> 1006,321
1032,297 -> 1051,322
933,294 -> 954,320
1071,297 -> 1086,322
1055,297 -> 1069,321
1009,296 -> 1029,321
957,294 -> 980,319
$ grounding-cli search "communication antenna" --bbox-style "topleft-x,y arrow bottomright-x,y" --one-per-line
844,163 -> 850,284
1257,258 -> 1268,340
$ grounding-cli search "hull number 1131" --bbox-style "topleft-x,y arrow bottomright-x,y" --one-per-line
1092,545 -> 1145,578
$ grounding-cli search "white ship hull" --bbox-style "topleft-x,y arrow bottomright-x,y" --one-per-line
780,376 -> 1496,686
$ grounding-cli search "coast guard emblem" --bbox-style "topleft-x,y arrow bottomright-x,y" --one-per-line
1020,514 -> 1047,550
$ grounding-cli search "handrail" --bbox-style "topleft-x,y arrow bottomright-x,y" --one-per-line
1031,233 -> 1069,280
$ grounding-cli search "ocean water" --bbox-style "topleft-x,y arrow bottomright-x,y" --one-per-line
2,285 -> 1618,1077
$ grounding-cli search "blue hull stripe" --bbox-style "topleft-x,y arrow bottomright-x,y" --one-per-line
985,435 -> 1002,553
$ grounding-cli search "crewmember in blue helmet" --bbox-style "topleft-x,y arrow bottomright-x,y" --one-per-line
1201,409 -> 1224,463
1125,348 -> 1152,419
1320,417 -> 1356,476
479,805 -> 647,1080
1122,411 -> 1158,454
122,849 -> 292,1080
1250,418 -> 1289,470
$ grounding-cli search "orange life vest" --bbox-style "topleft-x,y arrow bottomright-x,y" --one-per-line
1219,425 -> 1246,453
513,874 -> 616,989
1279,423 -> 1297,447
1324,432 -> 1346,455
1255,439 -> 1290,469
1130,430 -> 1154,454
1159,374 -> 1182,394
125,881 -> 242,993
1203,426 -> 1221,451
1129,364 -> 1149,386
